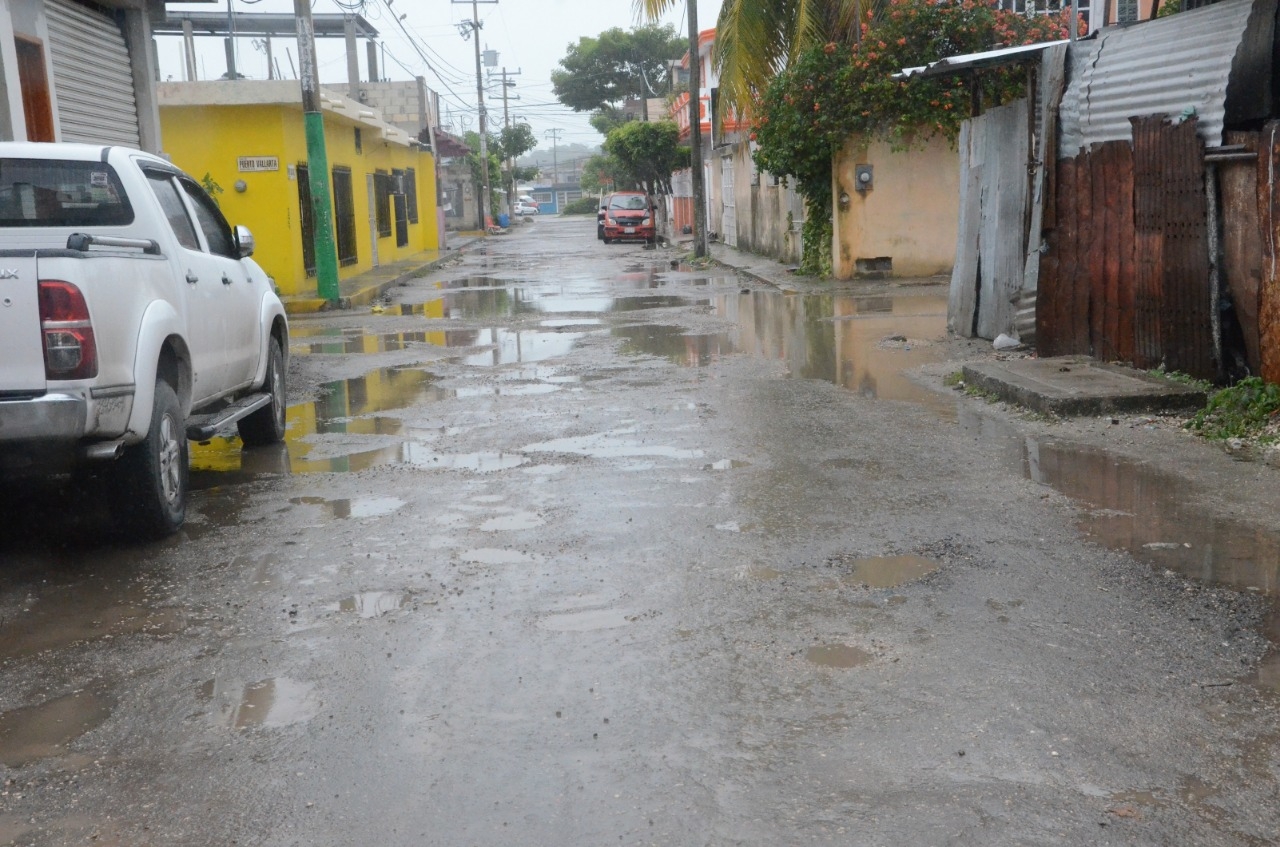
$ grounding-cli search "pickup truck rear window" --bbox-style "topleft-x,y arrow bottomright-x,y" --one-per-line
0,159 -> 133,227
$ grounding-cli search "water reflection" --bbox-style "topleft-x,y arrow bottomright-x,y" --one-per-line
615,291 -> 950,410
964,410 -> 1280,693
1019,439 -> 1280,595
0,690 -> 114,766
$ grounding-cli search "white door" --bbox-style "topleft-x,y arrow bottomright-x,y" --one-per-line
721,157 -> 738,248
144,170 -> 227,399
179,176 -> 260,389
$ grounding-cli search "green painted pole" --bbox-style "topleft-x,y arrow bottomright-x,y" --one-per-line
294,0 -> 340,303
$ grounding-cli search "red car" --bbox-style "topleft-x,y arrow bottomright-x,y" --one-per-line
601,191 -> 655,245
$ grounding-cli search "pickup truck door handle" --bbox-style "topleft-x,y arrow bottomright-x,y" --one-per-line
221,274 -> 233,286
185,271 -> 198,284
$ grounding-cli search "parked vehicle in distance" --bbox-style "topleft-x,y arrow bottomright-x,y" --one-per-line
601,191 -> 655,245
514,199 -> 538,216
0,142 -> 289,539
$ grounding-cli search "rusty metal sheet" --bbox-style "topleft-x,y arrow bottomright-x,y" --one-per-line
1115,143 -> 1136,364
1059,0 -> 1267,158
1018,43 -> 1070,347
1258,122 -> 1280,383
1132,116 -> 1214,378
1221,130 -> 1262,374
1040,121 -> 1208,374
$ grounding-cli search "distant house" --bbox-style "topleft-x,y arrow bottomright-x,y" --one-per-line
158,80 -> 439,299
0,0 -> 164,149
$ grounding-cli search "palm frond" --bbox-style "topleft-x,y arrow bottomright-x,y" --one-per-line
633,0 -> 678,22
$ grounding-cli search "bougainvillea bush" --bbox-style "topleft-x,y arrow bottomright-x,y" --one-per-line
752,0 -> 1078,274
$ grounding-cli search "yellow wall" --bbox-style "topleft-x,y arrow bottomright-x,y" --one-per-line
832,134 -> 959,279
160,104 -> 437,297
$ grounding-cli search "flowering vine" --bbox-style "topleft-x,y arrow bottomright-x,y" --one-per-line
752,0 -> 1078,274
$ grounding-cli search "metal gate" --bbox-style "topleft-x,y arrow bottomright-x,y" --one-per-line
720,156 -> 737,247
45,0 -> 140,147
1037,116 -> 1214,378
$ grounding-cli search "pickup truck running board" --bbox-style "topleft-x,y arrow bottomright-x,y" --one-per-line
186,393 -> 272,441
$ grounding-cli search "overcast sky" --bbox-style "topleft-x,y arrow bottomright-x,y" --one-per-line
158,0 -> 723,153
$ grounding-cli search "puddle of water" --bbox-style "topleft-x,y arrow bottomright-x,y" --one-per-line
539,608 -> 633,632
842,555 -> 941,588
448,327 -> 584,367
0,690 -> 113,766
479,511 -> 544,531
1110,789 -> 1165,809
613,291 -> 952,414
969,410 -> 1280,693
616,325 -> 736,366
541,318 -> 604,328
705,459 -> 751,471
1016,438 -> 1280,595
405,448 -> 528,472
289,496 -> 405,519
191,364 -> 544,477
294,330 -> 439,356
612,295 -> 703,311
230,678 -> 316,729
0,581 -> 185,660
523,431 -> 704,461
460,548 -> 533,565
454,383 -> 562,398
806,644 -> 874,669
330,591 -> 411,618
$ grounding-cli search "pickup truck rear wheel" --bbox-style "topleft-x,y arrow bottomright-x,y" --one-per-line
114,378 -> 187,539
237,336 -> 287,447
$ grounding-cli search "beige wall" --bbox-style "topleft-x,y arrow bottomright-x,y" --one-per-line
729,141 -> 803,265
832,134 -> 959,279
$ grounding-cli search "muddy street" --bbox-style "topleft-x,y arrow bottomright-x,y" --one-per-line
4,215 -> 1280,846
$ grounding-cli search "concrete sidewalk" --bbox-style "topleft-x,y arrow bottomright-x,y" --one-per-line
281,233 -> 482,314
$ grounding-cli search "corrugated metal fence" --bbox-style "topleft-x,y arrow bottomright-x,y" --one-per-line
1038,116 -> 1215,378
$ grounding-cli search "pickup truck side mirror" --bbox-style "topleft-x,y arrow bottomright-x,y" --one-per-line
235,225 -> 255,258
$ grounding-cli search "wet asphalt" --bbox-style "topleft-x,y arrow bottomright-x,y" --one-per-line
3,215 -> 1280,845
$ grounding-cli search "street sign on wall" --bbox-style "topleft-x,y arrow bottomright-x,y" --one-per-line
238,156 -> 280,172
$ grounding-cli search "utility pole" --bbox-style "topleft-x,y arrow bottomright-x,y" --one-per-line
686,0 -> 708,258
454,0 -> 498,232
293,0 -> 340,302
545,128 -> 562,207
496,67 -> 520,215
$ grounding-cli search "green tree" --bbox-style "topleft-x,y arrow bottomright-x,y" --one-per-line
579,153 -> 626,196
492,124 -> 538,206
464,131 -> 502,221
602,120 -> 685,195
552,24 -> 686,130
589,107 -> 628,137
635,0 -> 881,119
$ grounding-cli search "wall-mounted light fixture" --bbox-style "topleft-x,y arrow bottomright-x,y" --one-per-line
855,164 -> 874,192
234,179 -> 247,193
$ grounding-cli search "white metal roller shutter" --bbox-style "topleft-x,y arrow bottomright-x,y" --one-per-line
46,0 -> 140,147
720,156 -> 737,248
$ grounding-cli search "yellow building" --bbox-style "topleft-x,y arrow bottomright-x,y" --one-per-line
157,80 -> 438,298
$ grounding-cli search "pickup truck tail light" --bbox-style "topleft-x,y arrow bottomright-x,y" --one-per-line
38,280 -> 98,380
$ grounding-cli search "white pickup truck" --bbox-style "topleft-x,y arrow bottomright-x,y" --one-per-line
0,143 -> 289,539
